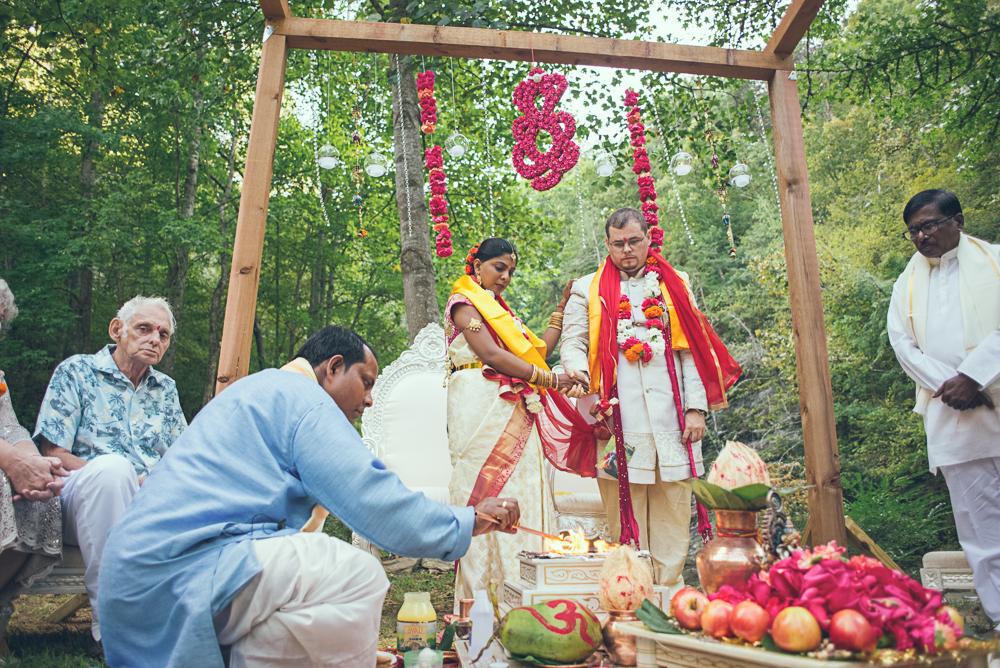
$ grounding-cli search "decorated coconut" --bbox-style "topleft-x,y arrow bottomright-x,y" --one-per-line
499,599 -> 602,664
598,545 -> 654,612
707,440 -> 770,490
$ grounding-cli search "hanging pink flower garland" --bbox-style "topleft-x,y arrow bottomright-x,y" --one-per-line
426,145 -> 453,257
417,70 -> 437,134
624,89 -> 663,251
511,67 -> 580,192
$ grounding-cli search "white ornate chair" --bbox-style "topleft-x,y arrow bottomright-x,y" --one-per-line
353,323 -> 453,555
351,323 -> 611,552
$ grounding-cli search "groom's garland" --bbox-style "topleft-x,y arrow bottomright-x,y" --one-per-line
617,258 -> 667,364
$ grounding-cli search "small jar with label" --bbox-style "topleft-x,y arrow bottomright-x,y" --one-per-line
397,592 -> 437,652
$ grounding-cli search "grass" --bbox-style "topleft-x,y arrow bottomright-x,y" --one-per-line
378,570 -> 457,649
3,593 -> 106,667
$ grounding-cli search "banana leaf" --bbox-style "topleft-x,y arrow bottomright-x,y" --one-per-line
675,480 -> 811,511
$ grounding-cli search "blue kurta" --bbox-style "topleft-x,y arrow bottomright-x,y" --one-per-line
98,369 -> 474,668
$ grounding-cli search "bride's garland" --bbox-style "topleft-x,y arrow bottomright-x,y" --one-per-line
617,257 -> 668,364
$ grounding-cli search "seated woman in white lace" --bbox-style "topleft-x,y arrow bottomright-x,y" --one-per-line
0,279 -> 66,593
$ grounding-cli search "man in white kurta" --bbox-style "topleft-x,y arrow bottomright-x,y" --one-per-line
887,189 -> 1000,630
561,208 -> 708,593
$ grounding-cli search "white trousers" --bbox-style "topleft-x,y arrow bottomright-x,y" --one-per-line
62,454 -> 140,641
215,532 -> 390,668
598,469 -> 690,597
940,456 -> 1000,625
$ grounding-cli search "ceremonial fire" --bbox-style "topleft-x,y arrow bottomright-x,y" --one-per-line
544,526 -> 617,555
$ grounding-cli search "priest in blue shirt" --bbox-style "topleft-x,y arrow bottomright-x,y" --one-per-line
98,325 -> 520,668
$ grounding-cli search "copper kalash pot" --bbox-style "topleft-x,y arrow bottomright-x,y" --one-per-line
696,510 -> 766,594
601,610 -> 639,665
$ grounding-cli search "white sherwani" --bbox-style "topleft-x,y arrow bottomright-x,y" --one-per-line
561,268 -> 708,589
888,244 -> 1000,625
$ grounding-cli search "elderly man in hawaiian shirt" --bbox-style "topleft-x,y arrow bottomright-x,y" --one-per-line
33,296 -> 186,649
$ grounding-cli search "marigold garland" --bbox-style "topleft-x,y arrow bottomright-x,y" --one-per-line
617,280 -> 666,365
0,381 -> 7,398
425,145 -> 453,257
624,89 -> 663,252
510,67 -> 580,191
417,70 -> 437,134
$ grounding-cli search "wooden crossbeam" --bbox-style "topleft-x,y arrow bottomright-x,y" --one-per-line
766,0 -> 826,54
270,18 -> 794,80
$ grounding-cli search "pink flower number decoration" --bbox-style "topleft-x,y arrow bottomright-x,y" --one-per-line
510,67 -> 580,191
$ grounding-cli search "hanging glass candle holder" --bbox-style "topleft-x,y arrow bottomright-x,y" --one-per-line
594,150 -> 617,178
445,133 -> 471,158
364,151 -> 390,177
729,162 -> 752,187
317,145 -> 341,170
669,152 -> 694,176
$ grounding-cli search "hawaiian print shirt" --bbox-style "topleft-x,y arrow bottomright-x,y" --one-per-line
32,345 -> 187,475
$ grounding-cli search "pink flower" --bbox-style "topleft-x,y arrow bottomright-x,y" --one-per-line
649,226 -> 664,246
640,342 -> 653,363
646,318 -> 663,330
624,89 -> 639,107
641,200 -> 659,213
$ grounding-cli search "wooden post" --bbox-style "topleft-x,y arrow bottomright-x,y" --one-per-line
215,31 -> 288,394
768,70 -> 847,549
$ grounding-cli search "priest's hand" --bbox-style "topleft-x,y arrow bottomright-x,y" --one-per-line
682,410 -> 707,443
934,374 -> 982,410
473,497 -> 521,536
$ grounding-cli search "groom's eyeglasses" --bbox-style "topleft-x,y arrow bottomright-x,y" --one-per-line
902,214 -> 956,240
611,236 -> 648,250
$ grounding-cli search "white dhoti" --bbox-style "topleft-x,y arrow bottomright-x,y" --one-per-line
62,453 -> 140,641
939,457 -> 1000,625
215,531 -> 391,667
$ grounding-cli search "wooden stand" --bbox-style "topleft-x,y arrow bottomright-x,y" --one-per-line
219,0 -> 848,545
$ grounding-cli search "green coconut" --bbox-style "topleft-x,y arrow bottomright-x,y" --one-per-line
500,599 -> 602,663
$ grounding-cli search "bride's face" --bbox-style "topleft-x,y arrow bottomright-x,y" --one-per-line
475,253 -> 517,295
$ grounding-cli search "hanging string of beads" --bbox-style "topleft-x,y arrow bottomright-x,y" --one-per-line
309,51 -> 334,228
393,54 -> 413,239
350,52 -> 367,238
623,89 -> 663,251
754,90 -> 782,215
484,109 -> 496,237
363,54 -> 389,178
647,89 -> 695,246
699,81 -> 735,258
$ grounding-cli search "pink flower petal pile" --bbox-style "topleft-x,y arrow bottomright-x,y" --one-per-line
510,67 -> 580,192
425,145 -> 452,257
624,89 -> 663,251
709,542 -> 964,655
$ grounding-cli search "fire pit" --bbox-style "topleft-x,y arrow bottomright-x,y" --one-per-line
500,528 -> 672,615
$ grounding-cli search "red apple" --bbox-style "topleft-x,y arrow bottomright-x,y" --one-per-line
701,599 -> 734,638
771,606 -> 822,653
670,588 -> 710,630
937,605 -> 964,633
829,609 -> 876,652
730,600 -> 770,644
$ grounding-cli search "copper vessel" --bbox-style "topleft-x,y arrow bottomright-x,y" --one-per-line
696,510 -> 765,595
601,609 -> 638,666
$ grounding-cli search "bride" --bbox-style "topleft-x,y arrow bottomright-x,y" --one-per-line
445,238 -> 594,605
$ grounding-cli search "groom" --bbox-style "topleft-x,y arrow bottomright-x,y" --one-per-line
561,207 -> 740,593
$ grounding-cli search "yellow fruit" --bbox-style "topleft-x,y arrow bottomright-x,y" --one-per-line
707,441 -> 771,490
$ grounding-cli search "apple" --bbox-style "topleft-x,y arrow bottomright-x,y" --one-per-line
829,609 -> 876,652
771,606 -> 822,653
730,600 -> 770,644
937,605 -> 964,633
701,599 -> 733,638
670,588 -> 710,630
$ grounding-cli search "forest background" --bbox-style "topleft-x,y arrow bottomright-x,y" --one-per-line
2,0 -> 998,576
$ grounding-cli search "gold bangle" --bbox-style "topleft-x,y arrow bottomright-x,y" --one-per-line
549,371 -> 560,390
548,312 -> 564,330
529,365 -> 541,385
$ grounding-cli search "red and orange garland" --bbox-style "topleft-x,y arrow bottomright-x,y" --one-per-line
426,145 -> 453,257
616,257 -> 668,365
417,70 -> 437,134
624,89 -> 663,251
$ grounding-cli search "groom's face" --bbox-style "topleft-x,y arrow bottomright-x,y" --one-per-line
606,221 -> 650,274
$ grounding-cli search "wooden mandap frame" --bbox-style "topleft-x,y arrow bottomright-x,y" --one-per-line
214,0 -> 848,548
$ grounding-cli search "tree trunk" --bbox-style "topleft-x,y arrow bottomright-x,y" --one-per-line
201,131 -> 238,408
161,88 -> 203,375
391,56 -> 440,343
73,87 -> 103,355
